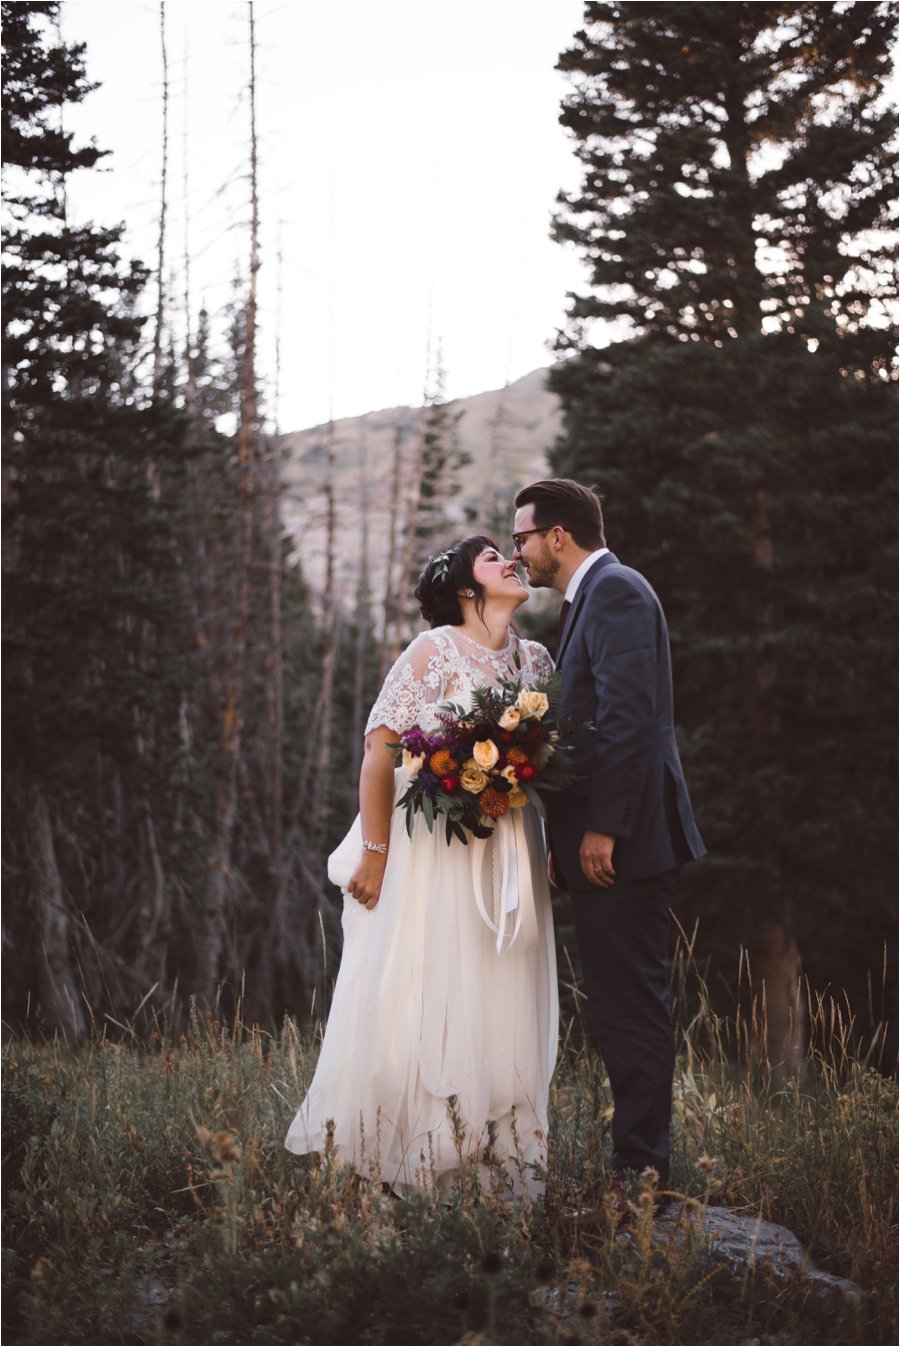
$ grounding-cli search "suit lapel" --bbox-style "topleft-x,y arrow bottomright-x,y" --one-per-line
555,589 -> 586,667
555,552 -> 618,668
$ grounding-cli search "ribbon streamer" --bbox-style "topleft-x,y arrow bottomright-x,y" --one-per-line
470,810 -> 539,954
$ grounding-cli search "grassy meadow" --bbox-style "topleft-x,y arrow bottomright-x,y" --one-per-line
2,956 -> 896,1347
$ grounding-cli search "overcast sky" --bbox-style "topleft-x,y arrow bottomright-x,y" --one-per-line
60,0 -> 590,432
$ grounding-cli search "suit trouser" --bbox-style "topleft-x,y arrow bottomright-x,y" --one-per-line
569,868 -> 678,1182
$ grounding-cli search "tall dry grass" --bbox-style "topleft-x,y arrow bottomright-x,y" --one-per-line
2,949 -> 896,1346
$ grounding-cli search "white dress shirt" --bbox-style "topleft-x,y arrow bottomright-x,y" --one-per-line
564,548 -> 610,605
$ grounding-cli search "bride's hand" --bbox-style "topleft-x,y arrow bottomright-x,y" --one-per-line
347,851 -> 387,910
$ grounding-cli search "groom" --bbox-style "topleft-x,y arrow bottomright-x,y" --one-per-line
512,478 -> 705,1205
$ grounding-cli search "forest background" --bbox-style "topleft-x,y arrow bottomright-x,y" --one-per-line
2,0 -> 897,1074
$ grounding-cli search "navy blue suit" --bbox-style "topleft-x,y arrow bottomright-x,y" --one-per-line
547,552 -> 705,1182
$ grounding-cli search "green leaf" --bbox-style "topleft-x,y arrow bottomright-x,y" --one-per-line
522,783 -> 546,819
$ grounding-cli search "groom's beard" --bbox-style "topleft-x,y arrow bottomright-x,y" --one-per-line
523,543 -> 560,589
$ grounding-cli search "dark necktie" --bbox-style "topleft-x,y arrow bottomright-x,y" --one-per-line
555,599 -> 571,648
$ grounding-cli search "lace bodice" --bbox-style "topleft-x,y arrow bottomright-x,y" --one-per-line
366,626 -> 554,736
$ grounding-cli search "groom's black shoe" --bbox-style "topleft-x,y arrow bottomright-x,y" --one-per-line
562,1171 -> 671,1233
561,1178 -> 632,1233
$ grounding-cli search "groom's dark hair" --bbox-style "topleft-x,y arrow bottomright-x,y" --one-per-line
515,478 -> 605,551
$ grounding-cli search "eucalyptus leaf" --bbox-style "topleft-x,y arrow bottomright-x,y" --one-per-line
522,783 -> 546,819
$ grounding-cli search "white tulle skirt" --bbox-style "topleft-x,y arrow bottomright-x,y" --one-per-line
284,769 -> 558,1197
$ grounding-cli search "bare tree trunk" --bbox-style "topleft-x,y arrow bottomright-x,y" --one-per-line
152,0 -> 169,397
197,2 -> 260,1005
483,380 -> 509,519
29,789 -> 87,1040
267,227 -> 285,860
263,438 -> 284,859
389,406 -> 426,662
351,418 -> 371,778
182,28 -> 196,416
273,222 -> 283,438
379,420 -> 404,680
482,381 -> 526,536
134,708 -> 168,957
749,908 -> 805,1077
745,494 -> 807,1075
308,420 -> 339,844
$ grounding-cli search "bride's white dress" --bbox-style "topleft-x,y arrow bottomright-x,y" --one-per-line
284,625 -> 558,1196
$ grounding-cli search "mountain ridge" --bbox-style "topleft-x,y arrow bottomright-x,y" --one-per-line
279,365 -> 563,612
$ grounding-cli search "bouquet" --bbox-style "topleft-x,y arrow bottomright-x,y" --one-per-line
393,663 -> 579,845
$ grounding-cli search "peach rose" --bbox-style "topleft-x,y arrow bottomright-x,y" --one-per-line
517,690 -> 550,720
461,766 -> 489,794
472,739 -> 500,770
402,749 -> 426,777
507,787 -> 528,808
498,705 -> 521,730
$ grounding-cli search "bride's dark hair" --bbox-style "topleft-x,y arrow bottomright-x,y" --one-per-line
414,535 -> 497,628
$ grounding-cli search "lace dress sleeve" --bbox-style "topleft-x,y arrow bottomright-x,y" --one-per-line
522,639 -> 555,685
365,631 -> 449,735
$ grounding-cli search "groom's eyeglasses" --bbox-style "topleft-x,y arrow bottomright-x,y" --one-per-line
512,526 -> 553,551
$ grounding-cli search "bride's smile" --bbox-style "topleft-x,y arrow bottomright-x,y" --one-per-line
470,548 -> 528,603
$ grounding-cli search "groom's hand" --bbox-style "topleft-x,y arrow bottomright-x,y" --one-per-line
579,831 -> 617,888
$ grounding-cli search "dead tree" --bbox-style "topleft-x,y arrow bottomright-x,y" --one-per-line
379,419 -> 405,680
152,0 -> 169,397
197,2 -> 260,1006
28,787 -> 87,1040
181,29 -> 196,416
309,419 -> 339,845
264,231 -> 285,863
745,493 -> 806,1075
351,417 -> 371,778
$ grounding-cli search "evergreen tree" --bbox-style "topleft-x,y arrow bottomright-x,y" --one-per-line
414,359 -> 468,551
2,2 -> 198,1033
2,3 -> 358,1032
550,2 -> 897,1060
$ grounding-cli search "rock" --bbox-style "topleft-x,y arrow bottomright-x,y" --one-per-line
653,1203 -> 864,1309
129,1278 -> 169,1341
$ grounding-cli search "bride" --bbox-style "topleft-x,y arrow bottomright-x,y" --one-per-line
284,536 -> 558,1197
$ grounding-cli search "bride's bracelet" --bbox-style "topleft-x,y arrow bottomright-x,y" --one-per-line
362,839 -> 388,856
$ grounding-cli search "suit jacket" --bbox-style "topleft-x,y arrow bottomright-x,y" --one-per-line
548,552 -> 706,890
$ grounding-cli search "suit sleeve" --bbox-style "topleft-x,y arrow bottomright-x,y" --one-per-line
582,573 -> 657,838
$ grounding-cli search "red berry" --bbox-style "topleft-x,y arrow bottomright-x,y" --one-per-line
441,775 -> 460,793
517,763 -> 537,782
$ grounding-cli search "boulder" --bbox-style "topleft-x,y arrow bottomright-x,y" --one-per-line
654,1202 -> 864,1309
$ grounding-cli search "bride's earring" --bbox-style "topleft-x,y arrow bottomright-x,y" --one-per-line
462,589 -> 475,598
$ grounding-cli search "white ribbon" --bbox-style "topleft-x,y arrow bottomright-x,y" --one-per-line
470,809 -> 539,954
